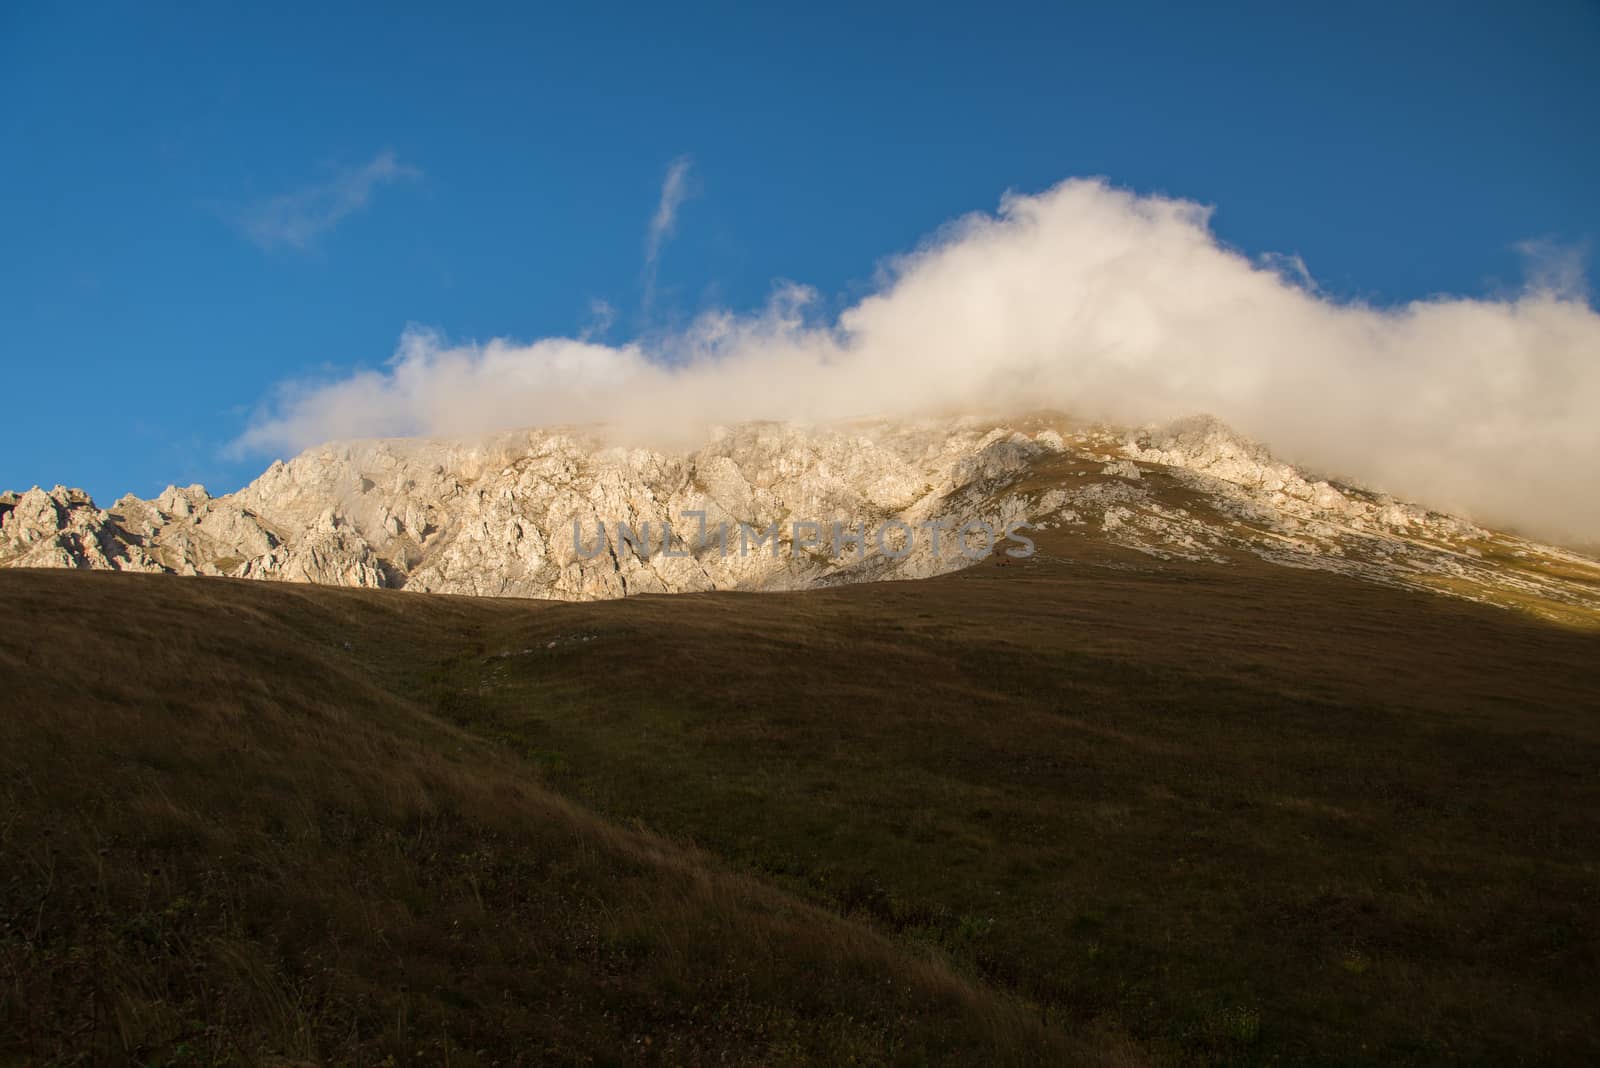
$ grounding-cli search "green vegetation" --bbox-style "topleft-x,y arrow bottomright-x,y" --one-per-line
3,530 -> 1598,1063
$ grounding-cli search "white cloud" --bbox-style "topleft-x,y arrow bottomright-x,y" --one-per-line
235,178 -> 1600,543
642,155 -> 694,311
235,151 -> 420,251
1515,238 -> 1590,302
580,298 -> 617,341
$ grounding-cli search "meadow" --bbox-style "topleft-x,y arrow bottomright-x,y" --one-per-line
3,531 -> 1597,1063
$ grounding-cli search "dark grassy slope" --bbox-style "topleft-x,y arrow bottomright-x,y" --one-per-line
437,535 -> 1600,1065
0,571 -> 1116,1067
3,529 -> 1599,1064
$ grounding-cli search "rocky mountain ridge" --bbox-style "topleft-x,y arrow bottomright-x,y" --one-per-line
4,415 -> 1598,624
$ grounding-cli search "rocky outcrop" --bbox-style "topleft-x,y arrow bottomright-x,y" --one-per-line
4,415 -> 1597,622
0,420 -> 1058,598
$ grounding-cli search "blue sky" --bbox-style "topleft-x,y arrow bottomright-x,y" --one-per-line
3,1 -> 1598,505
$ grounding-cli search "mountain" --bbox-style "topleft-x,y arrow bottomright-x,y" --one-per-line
5,417 -> 1599,1062
4,414 -> 1598,626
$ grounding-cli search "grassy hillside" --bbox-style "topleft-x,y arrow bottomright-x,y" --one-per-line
0,571 -> 1114,1066
3,532 -> 1598,1064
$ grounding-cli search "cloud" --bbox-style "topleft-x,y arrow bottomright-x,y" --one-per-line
642,155 -> 694,311
235,178 -> 1600,543
580,298 -> 617,341
234,151 -> 420,251
1516,238 -> 1590,302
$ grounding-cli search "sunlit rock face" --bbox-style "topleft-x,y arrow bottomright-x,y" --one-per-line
5,415 -> 1598,622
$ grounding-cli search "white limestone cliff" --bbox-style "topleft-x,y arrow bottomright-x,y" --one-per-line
3,415 -> 1596,621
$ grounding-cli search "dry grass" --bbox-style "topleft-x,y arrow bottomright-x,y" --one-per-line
3,529 -> 1599,1064
0,570 -> 1126,1066
442,532 -> 1600,1064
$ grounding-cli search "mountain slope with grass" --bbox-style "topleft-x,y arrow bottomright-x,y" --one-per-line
0,570 -> 1123,1066
4,511 -> 1599,1064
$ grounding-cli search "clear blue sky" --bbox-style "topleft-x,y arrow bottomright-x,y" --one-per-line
4,1 -> 1597,504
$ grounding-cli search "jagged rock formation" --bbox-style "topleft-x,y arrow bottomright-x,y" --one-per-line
4,415 -> 1598,623
0,421 -> 1043,597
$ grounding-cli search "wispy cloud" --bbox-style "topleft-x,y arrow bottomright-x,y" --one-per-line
642,155 -> 694,311
234,151 -> 420,251
1516,238 -> 1590,301
580,298 -> 616,341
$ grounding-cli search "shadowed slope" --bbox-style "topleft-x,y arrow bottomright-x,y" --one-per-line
442,533 -> 1600,1063
0,570 -> 1119,1066
3,533 -> 1598,1064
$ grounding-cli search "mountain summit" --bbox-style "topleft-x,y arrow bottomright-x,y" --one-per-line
4,415 -> 1597,625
